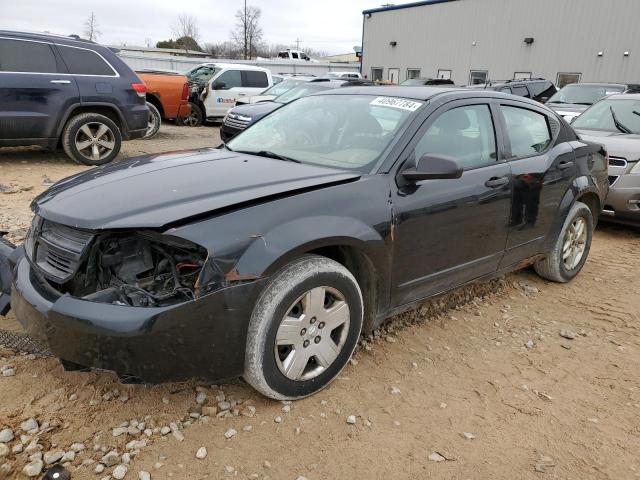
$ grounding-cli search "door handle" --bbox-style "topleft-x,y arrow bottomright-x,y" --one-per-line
485,176 -> 509,188
558,160 -> 575,170
50,80 -> 71,84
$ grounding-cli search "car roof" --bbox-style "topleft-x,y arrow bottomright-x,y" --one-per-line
606,93 -> 640,100
566,82 -> 627,88
0,30 -> 99,48
196,62 -> 271,72
317,86 -> 465,100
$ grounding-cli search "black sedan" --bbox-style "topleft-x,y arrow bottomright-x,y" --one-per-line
220,79 -> 372,142
0,87 -> 608,400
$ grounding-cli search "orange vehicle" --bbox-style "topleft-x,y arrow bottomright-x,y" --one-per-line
137,71 -> 191,138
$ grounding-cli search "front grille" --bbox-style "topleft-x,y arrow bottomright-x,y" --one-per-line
224,114 -> 251,130
32,220 -> 94,283
609,156 -> 628,168
609,175 -> 620,187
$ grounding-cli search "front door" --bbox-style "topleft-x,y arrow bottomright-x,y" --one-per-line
0,37 -> 79,142
388,68 -> 400,85
205,69 -> 244,118
391,100 -> 512,307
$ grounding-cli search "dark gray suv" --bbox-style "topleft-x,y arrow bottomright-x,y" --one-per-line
0,31 -> 148,165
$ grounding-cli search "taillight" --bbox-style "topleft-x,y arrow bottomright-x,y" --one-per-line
132,83 -> 147,98
181,82 -> 189,101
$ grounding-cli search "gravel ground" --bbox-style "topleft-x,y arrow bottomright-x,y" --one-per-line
1,124 -> 640,479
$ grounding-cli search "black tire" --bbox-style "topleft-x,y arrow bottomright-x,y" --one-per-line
534,201 -> 593,283
176,102 -> 203,127
244,255 -> 363,400
61,113 -> 122,166
143,102 -> 161,139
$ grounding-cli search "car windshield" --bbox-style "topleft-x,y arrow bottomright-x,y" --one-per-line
572,98 -> 640,134
274,83 -> 334,104
185,65 -> 220,82
227,94 -> 422,172
548,84 -> 625,105
260,80 -> 306,96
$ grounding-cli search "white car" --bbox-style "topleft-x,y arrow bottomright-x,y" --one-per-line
325,72 -> 362,79
186,63 -> 274,121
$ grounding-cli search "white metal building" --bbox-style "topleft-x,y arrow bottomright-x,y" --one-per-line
361,0 -> 640,86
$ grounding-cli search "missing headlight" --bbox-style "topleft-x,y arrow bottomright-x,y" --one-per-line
56,231 -> 208,307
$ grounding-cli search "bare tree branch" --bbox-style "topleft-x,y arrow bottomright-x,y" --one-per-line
172,13 -> 200,52
230,5 -> 263,60
84,12 -> 101,42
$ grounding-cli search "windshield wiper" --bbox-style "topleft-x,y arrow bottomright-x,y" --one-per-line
235,150 -> 302,163
610,106 -> 632,134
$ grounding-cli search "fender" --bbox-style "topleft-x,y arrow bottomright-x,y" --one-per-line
544,175 -> 602,252
55,102 -> 129,137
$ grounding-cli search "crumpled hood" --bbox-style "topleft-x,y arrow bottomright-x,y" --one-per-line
575,130 -> 640,162
33,149 -> 360,230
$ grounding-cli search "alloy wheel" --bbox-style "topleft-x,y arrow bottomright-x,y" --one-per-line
562,217 -> 587,271
74,122 -> 116,162
275,286 -> 350,381
183,111 -> 199,127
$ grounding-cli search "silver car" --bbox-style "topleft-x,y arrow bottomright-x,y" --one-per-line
573,93 -> 640,226
547,83 -> 631,123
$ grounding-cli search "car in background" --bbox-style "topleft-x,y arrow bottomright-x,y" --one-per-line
0,87 -> 607,400
137,70 -> 191,138
0,31 -> 148,165
467,78 -> 557,104
235,77 -> 315,106
220,78 -> 373,142
401,78 -> 455,86
276,49 -> 315,61
325,72 -> 363,79
572,93 -> 640,226
547,83 -> 640,123
185,63 -> 273,125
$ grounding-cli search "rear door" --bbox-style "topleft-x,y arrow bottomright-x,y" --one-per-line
241,70 -> 270,99
497,101 -> 573,267
0,37 -> 79,142
391,99 -> 513,306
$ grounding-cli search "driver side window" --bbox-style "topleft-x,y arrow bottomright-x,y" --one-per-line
215,70 -> 242,89
413,104 -> 497,170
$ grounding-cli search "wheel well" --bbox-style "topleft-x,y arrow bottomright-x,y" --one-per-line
64,106 -> 122,131
307,245 -> 378,335
145,94 -> 165,118
576,192 -> 600,222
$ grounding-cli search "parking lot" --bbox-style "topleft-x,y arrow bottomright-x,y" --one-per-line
1,125 -> 639,479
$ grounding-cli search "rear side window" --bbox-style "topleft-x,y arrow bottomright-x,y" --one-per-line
512,85 -> 529,97
502,106 -> 552,158
0,38 -> 58,73
57,45 -> 115,76
242,70 -> 269,88
528,81 -> 551,97
500,87 -> 512,94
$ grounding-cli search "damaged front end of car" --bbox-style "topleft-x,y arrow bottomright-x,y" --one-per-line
23,216 -> 214,308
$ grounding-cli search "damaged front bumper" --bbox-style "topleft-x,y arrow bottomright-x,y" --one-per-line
1,244 -> 267,383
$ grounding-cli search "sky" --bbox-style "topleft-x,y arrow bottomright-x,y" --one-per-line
0,0 -> 391,55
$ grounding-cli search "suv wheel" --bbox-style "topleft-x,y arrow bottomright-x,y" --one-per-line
244,255 -> 363,400
177,102 -> 203,127
534,201 -> 593,283
143,102 -> 161,139
62,113 -> 122,166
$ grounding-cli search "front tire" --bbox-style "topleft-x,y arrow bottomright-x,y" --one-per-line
244,255 -> 363,400
534,201 -> 593,283
176,102 -> 203,127
61,113 -> 122,166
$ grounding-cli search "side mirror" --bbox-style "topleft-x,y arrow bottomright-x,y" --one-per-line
213,81 -> 227,90
402,154 -> 463,182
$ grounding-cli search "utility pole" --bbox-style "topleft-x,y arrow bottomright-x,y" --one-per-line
295,38 -> 301,50
244,0 -> 248,59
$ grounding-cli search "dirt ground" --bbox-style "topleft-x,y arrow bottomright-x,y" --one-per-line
1,124 -> 639,480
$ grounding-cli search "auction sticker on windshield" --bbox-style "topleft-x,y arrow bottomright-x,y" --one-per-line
370,97 -> 423,112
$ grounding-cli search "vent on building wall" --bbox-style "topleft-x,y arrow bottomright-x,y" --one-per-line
390,41 -> 397,47
524,37 -> 535,45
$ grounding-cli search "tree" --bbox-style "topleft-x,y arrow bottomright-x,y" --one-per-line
230,4 -> 263,60
84,12 -> 101,42
172,13 -> 200,53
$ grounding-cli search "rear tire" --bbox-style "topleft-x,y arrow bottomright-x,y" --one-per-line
143,102 -> 161,139
61,113 -> 122,166
244,255 -> 363,400
534,201 -> 593,283
177,102 -> 203,127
